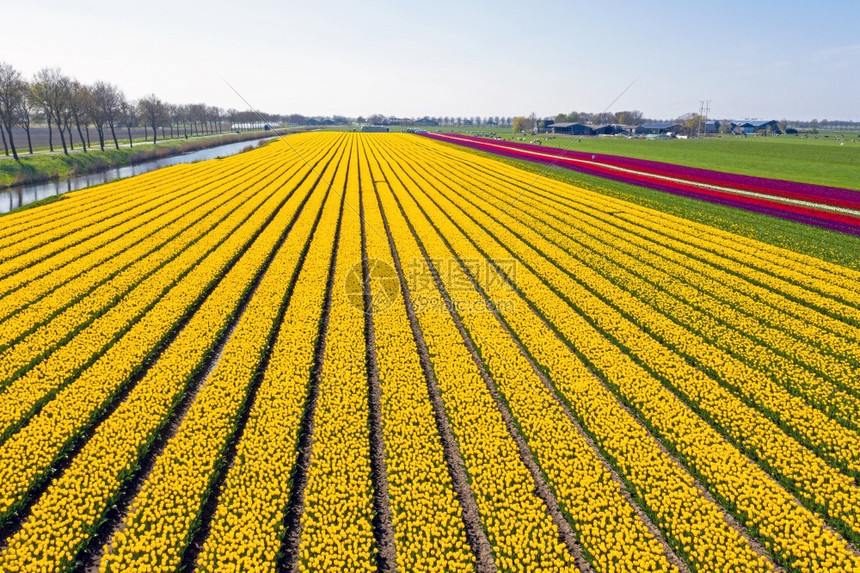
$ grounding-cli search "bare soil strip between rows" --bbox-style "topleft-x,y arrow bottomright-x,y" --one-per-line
395,143 -> 859,563
0,153 -> 279,327
381,156 -> 592,572
0,164 -> 306,551
358,173 -> 398,572
416,152 -> 860,481
425,141 -> 860,320
182,160 -> 340,573
277,143 -> 351,573
380,142 -> 778,569
0,170 -> 295,449
371,170 -> 495,573
0,156 -> 294,390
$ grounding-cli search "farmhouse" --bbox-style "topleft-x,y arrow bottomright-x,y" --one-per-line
591,124 -> 635,136
731,120 -> 780,134
548,122 -> 593,135
635,122 -> 681,135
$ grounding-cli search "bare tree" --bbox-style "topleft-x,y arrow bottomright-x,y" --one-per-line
180,104 -> 191,138
104,88 -> 123,149
209,106 -> 223,134
33,68 -> 72,155
88,81 -> 123,151
138,94 -> 166,144
0,61 -> 26,161
16,84 -> 36,154
87,82 -> 108,151
120,98 -> 138,146
167,103 -> 181,138
187,103 -> 204,135
227,108 -> 238,133
67,81 -> 90,152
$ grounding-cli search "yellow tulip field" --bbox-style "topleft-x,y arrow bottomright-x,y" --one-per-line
0,132 -> 859,572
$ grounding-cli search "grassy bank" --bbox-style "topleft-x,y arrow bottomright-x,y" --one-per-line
442,139 -> 860,271
0,130 -> 275,190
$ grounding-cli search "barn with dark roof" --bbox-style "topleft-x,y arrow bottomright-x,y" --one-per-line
548,122 -> 593,135
635,122 -> 681,135
732,120 -> 780,134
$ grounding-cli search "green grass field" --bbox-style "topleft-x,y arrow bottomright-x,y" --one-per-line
438,138 -> 860,271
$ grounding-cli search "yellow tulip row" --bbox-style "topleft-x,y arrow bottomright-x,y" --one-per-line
0,159 -> 216,278
414,147 -> 860,466
98,141 -> 340,572
365,137 -> 675,573
373,141 -> 580,572
0,154 -> 299,389
412,137 -> 860,316
0,161 -> 197,247
3,132 -> 858,571
528,204 -> 860,390
538,180 -> 860,355
443,150 -> 860,459
0,144 -> 312,525
0,137 -> 341,572
359,140 -> 475,571
413,152 -> 860,541
0,135 -> 318,288
549,184 -> 860,334
606,200 -> 860,310
0,141 -> 304,303
422,144 -> 860,380
0,148 -> 282,330
377,136 -> 771,572
196,136 -> 351,571
418,139 -> 860,349
392,135 -> 860,571
297,139 -> 377,572
0,152 -> 308,443
559,232 -> 860,433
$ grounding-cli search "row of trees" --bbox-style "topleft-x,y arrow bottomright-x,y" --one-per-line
553,110 -> 646,126
358,115 -> 515,127
0,62 -> 271,161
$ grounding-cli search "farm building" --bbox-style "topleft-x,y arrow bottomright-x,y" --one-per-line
635,122 -> 681,135
731,120 -> 780,134
705,120 -> 721,133
591,124 -> 634,136
548,122 -> 593,135
359,125 -> 389,133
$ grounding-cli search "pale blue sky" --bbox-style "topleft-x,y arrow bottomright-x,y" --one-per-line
4,0 -> 859,120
